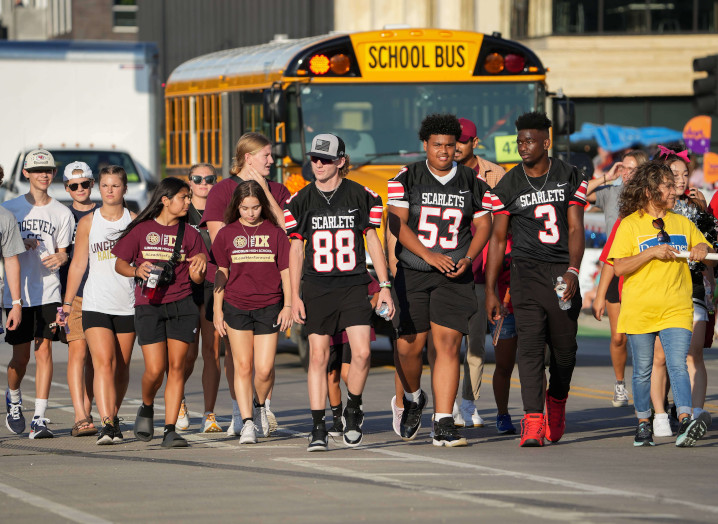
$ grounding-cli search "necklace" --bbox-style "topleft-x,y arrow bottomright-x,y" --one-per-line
239,219 -> 262,242
522,158 -> 552,192
316,180 -> 341,205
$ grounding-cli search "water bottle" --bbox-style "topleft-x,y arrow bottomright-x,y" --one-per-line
555,276 -> 571,311
56,306 -> 70,334
36,241 -> 57,273
376,301 -> 391,320
142,266 -> 163,299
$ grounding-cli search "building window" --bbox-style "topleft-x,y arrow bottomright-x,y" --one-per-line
113,0 -> 138,33
547,0 -> 717,36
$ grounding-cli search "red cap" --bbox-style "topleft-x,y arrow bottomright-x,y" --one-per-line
458,118 -> 477,142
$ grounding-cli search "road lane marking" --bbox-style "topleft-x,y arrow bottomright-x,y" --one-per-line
0,480 -> 111,524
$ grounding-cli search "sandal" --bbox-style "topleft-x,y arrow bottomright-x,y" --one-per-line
71,417 -> 98,437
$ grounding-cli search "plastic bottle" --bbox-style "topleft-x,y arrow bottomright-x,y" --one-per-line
376,302 -> 391,320
36,241 -> 57,273
555,276 -> 571,311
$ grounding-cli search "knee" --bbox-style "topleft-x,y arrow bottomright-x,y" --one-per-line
610,332 -> 626,347
9,353 -> 31,369
254,366 -> 272,384
235,359 -> 252,378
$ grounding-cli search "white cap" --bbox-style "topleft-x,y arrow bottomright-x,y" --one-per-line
63,161 -> 93,182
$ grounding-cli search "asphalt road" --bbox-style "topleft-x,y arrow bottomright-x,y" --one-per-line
1,316 -> 717,524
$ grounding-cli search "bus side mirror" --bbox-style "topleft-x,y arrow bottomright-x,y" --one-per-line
263,88 -> 287,123
553,99 -> 575,135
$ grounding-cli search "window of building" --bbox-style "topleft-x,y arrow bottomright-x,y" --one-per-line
113,0 -> 138,33
573,96 -> 693,129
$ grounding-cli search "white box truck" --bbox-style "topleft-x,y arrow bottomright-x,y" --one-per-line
0,40 -> 160,209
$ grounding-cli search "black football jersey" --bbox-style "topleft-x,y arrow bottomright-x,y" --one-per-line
485,157 -> 587,263
388,161 -> 490,272
284,178 -> 382,286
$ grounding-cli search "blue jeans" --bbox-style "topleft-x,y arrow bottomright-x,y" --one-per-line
626,328 -> 692,420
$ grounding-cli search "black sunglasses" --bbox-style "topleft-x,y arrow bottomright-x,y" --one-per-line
652,217 -> 670,244
189,175 -> 217,185
67,181 -> 92,191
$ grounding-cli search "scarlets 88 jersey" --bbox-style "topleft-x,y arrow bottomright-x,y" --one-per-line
284,179 -> 382,285
387,161 -> 490,272
485,157 -> 588,263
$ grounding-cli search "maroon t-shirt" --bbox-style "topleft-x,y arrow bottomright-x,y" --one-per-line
212,220 -> 290,310
112,220 -> 208,306
200,177 -> 290,226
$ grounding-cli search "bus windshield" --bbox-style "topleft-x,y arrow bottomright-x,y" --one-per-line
289,82 -> 541,166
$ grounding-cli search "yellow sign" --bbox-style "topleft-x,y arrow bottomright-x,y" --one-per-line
704,152 -> 718,183
494,135 -> 521,163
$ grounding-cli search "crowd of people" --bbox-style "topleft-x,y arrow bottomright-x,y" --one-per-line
1,111 -> 713,450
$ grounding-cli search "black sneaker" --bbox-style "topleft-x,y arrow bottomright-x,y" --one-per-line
432,417 -> 468,447
96,423 -> 115,446
342,406 -> 364,447
633,421 -> 655,447
676,411 -> 712,447
307,426 -> 328,452
400,390 -> 426,441
113,416 -> 124,443
328,415 -> 344,437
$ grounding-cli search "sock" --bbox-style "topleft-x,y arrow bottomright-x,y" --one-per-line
8,388 -> 21,404
242,417 -> 252,424
693,407 -> 704,419
232,399 -> 240,418
616,380 -> 625,385
33,398 -> 48,419
254,399 -> 265,408
164,424 -> 175,435
347,391 -> 362,409
311,409 -> 325,428
404,389 -> 422,403
435,412 -> 452,422
139,403 -> 154,418
331,403 -> 343,420
265,398 -> 271,410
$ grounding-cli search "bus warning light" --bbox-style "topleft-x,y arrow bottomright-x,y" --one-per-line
330,54 -> 351,75
484,53 -> 504,74
505,54 -> 525,73
309,54 -> 331,75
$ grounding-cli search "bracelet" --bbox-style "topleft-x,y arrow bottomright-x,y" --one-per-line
464,256 -> 473,263
283,305 -> 292,308
63,301 -> 72,307
603,175 -> 606,184
568,266 -> 580,273
134,267 -> 138,277
379,281 -> 392,289
567,268 -> 579,277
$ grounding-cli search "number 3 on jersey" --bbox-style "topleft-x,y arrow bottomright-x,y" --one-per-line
417,207 -> 462,249
534,204 -> 559,244
313,230 -> 356,272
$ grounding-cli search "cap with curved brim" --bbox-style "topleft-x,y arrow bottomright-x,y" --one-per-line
307,133 -> 345,161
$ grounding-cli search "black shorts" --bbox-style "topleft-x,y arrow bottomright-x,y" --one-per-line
303,280 -> 372,336
135,295 -> 199,345
4,304 -> 60,345
393,265 -> 476,336
327,342 -> 352,372
191,280 -> 215,322
606,274 -> 621,304
223,301 -> 282,335
83,310 -> 135,334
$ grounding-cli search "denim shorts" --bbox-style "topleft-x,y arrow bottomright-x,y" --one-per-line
490,312 -> 516,340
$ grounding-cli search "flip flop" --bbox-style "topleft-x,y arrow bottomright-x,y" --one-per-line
133,406 -> 154,442
161,430 -> 188,448
71,417 -> 98,437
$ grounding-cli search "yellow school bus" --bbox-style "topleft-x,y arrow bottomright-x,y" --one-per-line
165,27 -> 547,208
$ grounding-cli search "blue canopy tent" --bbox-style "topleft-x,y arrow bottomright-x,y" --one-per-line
569,123 -> 683,152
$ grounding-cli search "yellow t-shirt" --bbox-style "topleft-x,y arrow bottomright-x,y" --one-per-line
607,210 -> 708,334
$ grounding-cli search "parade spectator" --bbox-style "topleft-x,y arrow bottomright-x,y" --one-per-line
59,166 -> 136,444
212,180 -> 291,443
608,160 -> 713,447
177,163 -> 222,434
3,150 -> 74,439
485,112 -> 587,447
113,177 -> 208,448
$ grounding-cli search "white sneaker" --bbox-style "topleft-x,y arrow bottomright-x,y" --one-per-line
452,400 -> 465,427
201,412 -> 223,433
253,405 -> 269,438
653,413 -> 673,437
239,419 -> 257,444
266,406 -> 278,434
227,415 -> 239,437
390,395 -> 403,437
612,382 -> 629,407
459,399 -> 485,428
176,398 -> 190,431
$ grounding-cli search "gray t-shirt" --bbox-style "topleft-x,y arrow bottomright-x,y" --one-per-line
0,206 -> 25,259
594,184 -> 622,233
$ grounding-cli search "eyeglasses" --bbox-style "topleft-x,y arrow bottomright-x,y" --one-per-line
67,181 -> 92,191
652,217 -> 670,244
189,175 -> 217,185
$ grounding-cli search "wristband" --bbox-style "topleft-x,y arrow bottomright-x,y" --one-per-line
568,266 -> 580,273
567,268 -> 579,277
63,301 -> 72,307
464,256 -> 473,263
379,281 -> 392,289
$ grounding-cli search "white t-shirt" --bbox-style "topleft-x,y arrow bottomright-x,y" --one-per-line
1,195 -> 74,307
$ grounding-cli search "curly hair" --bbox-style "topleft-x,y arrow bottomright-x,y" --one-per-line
515,111 -> 552,132
618,160 -> 673,218
418,114 -> 461,142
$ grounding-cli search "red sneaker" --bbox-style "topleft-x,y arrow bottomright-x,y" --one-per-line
545,392 -> 567,443
519,413 -> 545,447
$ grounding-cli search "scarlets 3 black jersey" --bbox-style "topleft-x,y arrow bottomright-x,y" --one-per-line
284,178 -> 383,287
484,157 -> 588,263
387,161 -> 490,272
